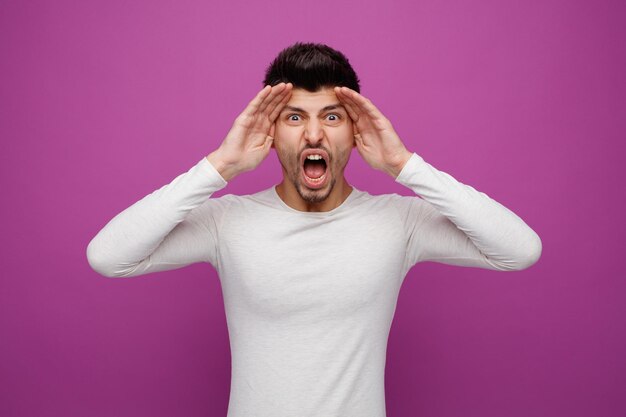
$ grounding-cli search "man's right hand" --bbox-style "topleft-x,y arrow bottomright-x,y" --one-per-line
206,82 -> 293,181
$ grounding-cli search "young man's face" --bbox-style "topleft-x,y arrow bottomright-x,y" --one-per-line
273,87 -> 355,207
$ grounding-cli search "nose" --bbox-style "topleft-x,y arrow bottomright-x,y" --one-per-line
304,119 -> 324,145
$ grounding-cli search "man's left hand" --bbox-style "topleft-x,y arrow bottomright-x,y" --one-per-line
334,86 -> 413,178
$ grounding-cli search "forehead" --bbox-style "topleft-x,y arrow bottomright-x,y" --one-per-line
283,87 -> 343,113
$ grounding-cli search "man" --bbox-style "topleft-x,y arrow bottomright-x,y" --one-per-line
87,42 -> 542,417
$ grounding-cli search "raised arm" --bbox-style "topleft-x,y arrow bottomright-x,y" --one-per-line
334,86 -> 542,272
394,153 -> 542,271
87,82 -> 294,277
86,159 -> 228,277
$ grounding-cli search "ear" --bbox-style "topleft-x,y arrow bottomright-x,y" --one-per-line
352,122 -> 359,147
270,123 -> 276,148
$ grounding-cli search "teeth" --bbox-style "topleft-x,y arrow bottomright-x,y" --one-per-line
306,154 -> 323,161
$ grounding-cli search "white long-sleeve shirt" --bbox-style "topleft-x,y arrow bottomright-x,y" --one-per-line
87,153 -> 541,417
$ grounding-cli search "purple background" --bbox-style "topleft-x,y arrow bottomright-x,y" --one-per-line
1,0 -> 624,416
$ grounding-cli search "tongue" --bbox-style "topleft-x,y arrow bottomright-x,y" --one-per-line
303,160 -> 326,179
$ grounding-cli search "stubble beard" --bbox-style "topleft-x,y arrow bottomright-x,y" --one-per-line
293,170 -> 336,203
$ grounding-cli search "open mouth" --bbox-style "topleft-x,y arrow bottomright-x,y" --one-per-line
301,150 -> 329,188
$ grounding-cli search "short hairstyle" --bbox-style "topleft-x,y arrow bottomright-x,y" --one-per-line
262,42 -> 361,93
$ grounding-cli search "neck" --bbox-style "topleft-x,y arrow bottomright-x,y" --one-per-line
276,177 -> 353,212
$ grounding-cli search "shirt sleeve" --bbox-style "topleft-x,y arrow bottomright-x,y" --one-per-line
86,157 -> 229,278
394,153 -> 542,272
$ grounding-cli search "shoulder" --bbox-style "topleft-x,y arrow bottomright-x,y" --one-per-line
349,189 -> 415,219
355,189 -> 422,209
360,191 -> 438,223
196,186 -> 276,212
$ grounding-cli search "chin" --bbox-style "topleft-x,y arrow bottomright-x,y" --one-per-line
295,177 -> 335,203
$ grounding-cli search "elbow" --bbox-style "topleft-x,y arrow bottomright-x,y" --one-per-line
490,231 -> 542,272
513,232 -> 543,271
86,239 -> 122,278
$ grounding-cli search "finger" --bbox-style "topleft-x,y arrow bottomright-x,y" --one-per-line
334,87 -> 360,122
268,85 -> 292,122
340,87 -> 385,121
336,87 -> 363,119
261,83 -> 289,115
337,87 -> 365,117
265,83 -> 292,119
258,83 -> 286,114
242,85 -> 272,117
334,88 -> 364,144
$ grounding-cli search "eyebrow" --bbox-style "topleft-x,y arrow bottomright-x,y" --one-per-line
281,103 -> 346,115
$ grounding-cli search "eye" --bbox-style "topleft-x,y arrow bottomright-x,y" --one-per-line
326,113 -> 341,121
287,114 -> 301,121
